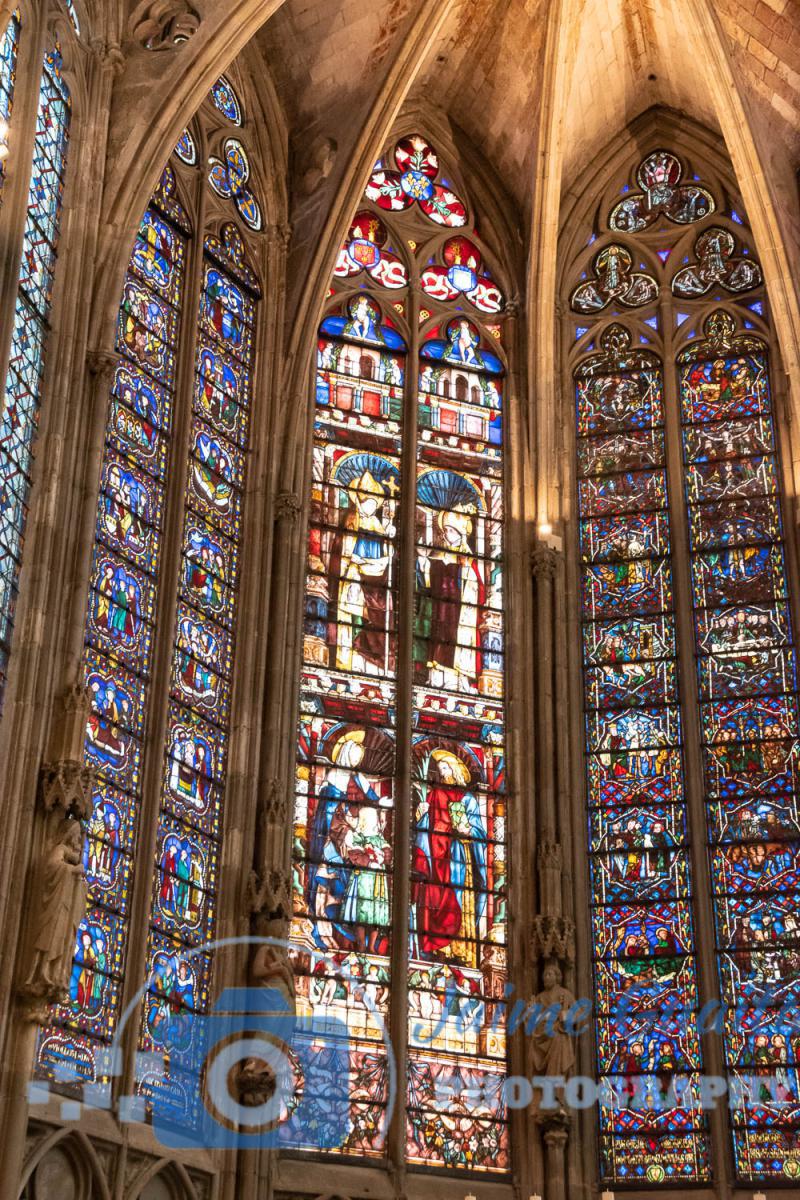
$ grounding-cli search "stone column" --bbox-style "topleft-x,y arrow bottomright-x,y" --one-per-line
530,542 -> 576,1200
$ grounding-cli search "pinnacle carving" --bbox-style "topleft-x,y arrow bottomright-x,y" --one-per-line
531,914 -> 576,965
128,0 -> 200,50
40,685 -> 93,820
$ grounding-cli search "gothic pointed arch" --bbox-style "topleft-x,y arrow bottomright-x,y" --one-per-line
287,125 -> 515,1176
561,113 -> 800,1188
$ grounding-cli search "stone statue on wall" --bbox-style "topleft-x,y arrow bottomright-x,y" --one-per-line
531,960 -> 576,1116
22,820 -> 87,1006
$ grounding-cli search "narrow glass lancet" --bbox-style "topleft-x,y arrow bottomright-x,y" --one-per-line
407,317 -> 508,1171
35,169 -> 190,1091
0,10 -> 20,189
575,325 -> 710,1184
0,45 -> 69,707
289,295 -> 405,1155
679,310 -> 800,1183
137,224 -> 260,1123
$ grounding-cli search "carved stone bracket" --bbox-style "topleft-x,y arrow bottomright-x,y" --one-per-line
531,914 -> 576,966
128,0 -> 200,49
274,491 -> 301,524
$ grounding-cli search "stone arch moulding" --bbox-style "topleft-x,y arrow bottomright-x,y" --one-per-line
92,0 -> 289,347
276,0 -> 460,477
18,1127 -> 112,1200
128,1157 -> 200,1200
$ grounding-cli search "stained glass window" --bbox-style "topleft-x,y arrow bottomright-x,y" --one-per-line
136,224 -> 259,1122
569,146 -> 800,1187
0,10 -> 20,187
174,128 -> 197,167
575,326 -> 709,1184
65,1 -> 79,34
408,318 -> 508,1171
0,45 -> 69,708
35,168 -> 190,1091
208,138 -> 262,232
209,75 -> 242,125
679,311 -> 800,1183
290,133 -> 509,1171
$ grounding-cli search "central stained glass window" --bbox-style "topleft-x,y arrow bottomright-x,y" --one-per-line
289,135 -> 510,1171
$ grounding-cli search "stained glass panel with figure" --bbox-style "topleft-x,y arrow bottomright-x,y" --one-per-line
288,295 -> 405,1157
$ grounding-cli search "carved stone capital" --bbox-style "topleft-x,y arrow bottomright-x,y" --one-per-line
274,491 -> 301,524
266,222 -> 292,251
86,348 -> 119,384
128,0 -> 200,49
504,294 -> 521,318
531,914 -> 576,966
531,544 -> 560,580
90,38 -> 126,73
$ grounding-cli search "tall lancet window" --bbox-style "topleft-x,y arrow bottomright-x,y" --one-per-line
35,74 -> 266,1129
567,145 -> 800,1187
0,41 -> 70,705
290,135 -> 511,1173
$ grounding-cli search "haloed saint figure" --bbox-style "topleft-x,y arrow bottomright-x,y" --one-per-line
411,749 -> 487,968
336,467 -> 397,676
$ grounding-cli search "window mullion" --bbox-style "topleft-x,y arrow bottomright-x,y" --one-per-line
661,285 -> 732,1191
115,166 -> 209,1106
386,282 -> 421,1173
